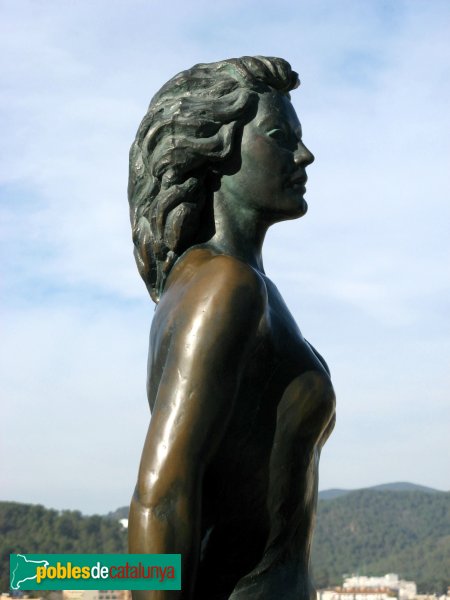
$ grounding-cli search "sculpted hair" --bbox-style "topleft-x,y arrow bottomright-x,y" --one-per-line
128,56 -> 299,302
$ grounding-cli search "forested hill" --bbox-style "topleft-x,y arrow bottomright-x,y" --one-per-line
106,482 -> 443,518
318,482 -> 441,500
1,489 -> 449,594
0,502 -> 126,592
312,489 -> 450,594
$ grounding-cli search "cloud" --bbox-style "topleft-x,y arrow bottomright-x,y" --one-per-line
1,0 -> 449,511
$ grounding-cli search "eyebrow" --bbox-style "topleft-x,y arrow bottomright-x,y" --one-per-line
258,117 -> 303,141
257,115 -> 283,129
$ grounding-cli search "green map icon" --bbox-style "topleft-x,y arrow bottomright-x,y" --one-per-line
10,554 -> 49,590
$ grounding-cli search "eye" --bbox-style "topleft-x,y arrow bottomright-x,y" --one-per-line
267,128 -> 288,143
267,128 -> 295,150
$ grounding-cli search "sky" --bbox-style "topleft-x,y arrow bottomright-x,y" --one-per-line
1,0 -> 449,515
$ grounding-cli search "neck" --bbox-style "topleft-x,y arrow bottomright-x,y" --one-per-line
207,191 -> 269,272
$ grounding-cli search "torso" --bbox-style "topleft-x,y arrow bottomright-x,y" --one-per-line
147,248 -> 335,585
199,258 -> 332,516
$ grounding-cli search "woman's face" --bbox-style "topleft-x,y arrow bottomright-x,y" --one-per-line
219,91 -> 314,222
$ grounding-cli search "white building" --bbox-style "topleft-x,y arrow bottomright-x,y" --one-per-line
319,588 -> 395,600
319,573 -> 418,600
63,591 -> 130,600
343,574 -> 417,600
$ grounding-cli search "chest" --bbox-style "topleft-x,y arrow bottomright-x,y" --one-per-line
256,278 -> 329,379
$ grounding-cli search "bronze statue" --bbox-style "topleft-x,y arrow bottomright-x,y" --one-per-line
127,56 -> 336,600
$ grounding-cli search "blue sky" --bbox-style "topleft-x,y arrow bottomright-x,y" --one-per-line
1,0 -> 449,514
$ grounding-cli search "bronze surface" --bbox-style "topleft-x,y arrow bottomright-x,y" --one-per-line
127,56 -> 336,600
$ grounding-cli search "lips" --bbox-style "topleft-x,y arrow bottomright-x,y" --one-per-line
287,173 -> 307,192
289,173 -> 307,186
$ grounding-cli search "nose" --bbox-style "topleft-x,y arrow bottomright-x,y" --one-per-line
294,142 -> 314,166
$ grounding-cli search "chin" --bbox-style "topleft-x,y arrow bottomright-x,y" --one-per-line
291,197 -> 308,219
268,195 -> 308,222
289,191 -> 308,218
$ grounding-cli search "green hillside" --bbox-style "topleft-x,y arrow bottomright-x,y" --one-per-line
318,482 -> 441,501
311,489 -> 450,594
106,506 -> 129,521
0,502 -> 127,592
1,489 -> 449,594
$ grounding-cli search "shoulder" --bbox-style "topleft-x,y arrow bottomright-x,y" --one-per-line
162,250 -> 267,326
199,253 -> 266,295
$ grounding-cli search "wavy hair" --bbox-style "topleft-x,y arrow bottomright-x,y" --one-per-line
128,56 -> 299,302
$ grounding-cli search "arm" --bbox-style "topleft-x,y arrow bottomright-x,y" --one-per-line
129,256 -> 266,600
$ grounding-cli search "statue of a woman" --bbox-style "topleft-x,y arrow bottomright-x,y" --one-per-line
128,56 -> 336,600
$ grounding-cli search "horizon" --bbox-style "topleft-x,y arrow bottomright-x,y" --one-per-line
1,480 -> 449,516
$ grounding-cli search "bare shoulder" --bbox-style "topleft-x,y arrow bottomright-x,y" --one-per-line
198,253 -> 266,294
163,249 -> 267,327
